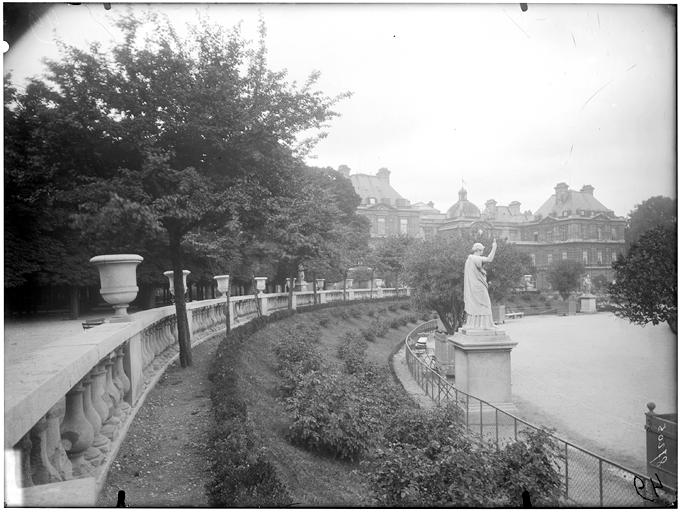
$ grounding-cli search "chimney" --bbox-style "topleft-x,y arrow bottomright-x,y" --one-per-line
376,167 -> 391,183
580,184 -> 594,195
485,199 -> 497,217
508,201 -> 521,215
338,164 -> 351,177
554,182 -> 569,203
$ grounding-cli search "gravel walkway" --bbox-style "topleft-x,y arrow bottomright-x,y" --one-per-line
96,336 -> 218,507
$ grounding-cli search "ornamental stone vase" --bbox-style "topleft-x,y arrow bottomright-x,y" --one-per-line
163,270 -> 191,297
214,275 -> 230,297
255,277 -> 267,292
315,279 -> 325,290
90,254 -> 143,322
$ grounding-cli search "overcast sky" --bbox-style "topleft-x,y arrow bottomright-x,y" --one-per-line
4,3 -> 676,217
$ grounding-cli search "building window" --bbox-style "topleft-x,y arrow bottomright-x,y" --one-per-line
611,227 -> 617,240
399,218 -> 408,235
533,232 -> 538,242
377,217 -> 386,236
367,197 -> 377,205
611,252 -> 617,263
582,250 -> 588,264
546,230 -> 553,242
562,251 -> 568,260
560,225 -> 568,241
530,253 -> 536,266
597,251 -> 603,265
547,254 -> 553,265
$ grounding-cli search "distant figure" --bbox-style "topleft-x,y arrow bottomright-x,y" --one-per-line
298,264 -> 306,284
463,239 -> 497,330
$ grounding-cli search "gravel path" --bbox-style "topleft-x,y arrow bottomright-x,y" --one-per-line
96,336 -> 218,507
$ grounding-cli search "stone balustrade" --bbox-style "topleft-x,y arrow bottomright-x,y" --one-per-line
5,287 -> 409,506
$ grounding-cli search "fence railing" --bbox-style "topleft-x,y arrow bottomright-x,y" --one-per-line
5,287 -> 410,506
404,322 -> 676,507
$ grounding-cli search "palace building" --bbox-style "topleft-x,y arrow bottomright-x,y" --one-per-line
344,165 -> 626,290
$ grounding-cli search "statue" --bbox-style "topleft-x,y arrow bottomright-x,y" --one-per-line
582,274 -> 592,295
463,239 -> 497,330
297,264 -> 306,284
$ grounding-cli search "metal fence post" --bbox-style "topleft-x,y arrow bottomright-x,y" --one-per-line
599,459 -> 603,507
480,401 -> 483,437
514,417 -> 518,441
495,409 -> 499,449
564,443 -> 569,500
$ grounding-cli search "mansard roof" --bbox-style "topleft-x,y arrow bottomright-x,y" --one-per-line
535,184 -> 616,219
350,173 -> 404,204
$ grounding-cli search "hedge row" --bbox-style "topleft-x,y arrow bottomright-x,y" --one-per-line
206,310 -> 296,507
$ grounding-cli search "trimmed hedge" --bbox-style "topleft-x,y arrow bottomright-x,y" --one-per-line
206,311 -> 295,507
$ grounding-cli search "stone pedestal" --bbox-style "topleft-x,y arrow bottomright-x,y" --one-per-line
580,294 -> 597,313
433,332 -> 455,377
452,327 -> 518,412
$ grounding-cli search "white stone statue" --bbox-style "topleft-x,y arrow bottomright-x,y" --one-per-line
463,239 -> 497,330
298,264 -> 306,284
582,274 -> 593,295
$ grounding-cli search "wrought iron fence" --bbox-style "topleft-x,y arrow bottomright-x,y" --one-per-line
404,322 -> 676,507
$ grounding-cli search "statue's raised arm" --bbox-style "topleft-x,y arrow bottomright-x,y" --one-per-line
480,238 -> 497,263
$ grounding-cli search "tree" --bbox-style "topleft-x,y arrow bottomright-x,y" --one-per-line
404,234 -> 469,334
546,260 -> 585,300
610,225 -> 677,334
4,12 -> 348,366
369,235 -> 414,288
625,196 -> 677,247
485,240 -> 534,303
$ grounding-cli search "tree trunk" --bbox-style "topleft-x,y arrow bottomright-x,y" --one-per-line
169,230 -> 192,368
288,273 -> 294,311
370,269 -> 374,300
252,276 -> 263,318
342,269 -> 348,302
668,315 -> 677,335
312,271 -> 317,305
68,285 -> 80,320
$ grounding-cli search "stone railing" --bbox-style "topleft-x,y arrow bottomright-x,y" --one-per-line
5,287 -> 410,506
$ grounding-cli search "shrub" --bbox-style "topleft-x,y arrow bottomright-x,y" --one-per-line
349,307 -> 362,318
337,330 -> 368,374
400,303 -> 411,311
389,318 -> 401,329
361,327 -> 376,342
368,408 -> 562,508
285,369 -> 384,460
273,324 -> 323,394
387,303 -> 399,312
367,309 -> 376,317
370,318 -> 389,338
317,313 -> 332,327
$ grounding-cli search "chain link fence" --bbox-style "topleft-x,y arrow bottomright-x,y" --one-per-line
404,322 -> 676,507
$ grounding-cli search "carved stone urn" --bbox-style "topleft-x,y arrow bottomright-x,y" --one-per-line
90,254 -> 143,322
254,277 -> 267,292
214,275 -> 230,297
163,270 -> 191,298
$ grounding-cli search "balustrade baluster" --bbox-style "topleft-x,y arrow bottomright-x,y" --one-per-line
111,350 -> 131,418
18,434 -> 34,487
45,402 -> 73,481
29,416 -> 62,485
98,360 -> 121,441
141,327 -> 154,369
80,376 -> 105,467
60,381 -> 95,477
104,356 -> 123,421
115,347 -> 132,400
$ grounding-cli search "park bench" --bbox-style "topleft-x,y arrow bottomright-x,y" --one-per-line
505,310 -> 524,319
81,318 -> 105,330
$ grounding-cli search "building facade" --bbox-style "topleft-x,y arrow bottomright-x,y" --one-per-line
344,165 -> 626,291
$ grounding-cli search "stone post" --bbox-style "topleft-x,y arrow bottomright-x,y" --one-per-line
80,376 -> 105,468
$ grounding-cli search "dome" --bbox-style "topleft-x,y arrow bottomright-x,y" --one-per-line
446,188 -> 481,219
